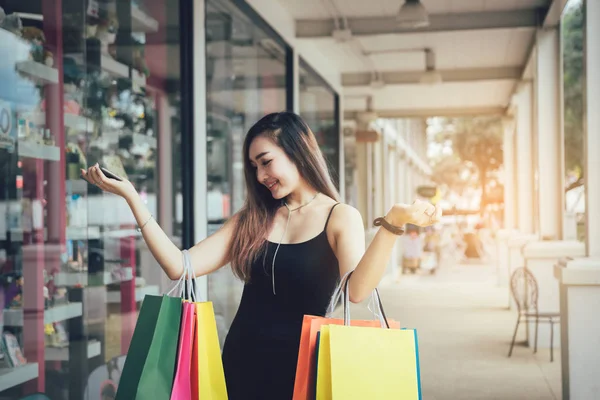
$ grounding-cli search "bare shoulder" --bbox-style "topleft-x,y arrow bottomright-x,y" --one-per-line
328,203 -> 364,232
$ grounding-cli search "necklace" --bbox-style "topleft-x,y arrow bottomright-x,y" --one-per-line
271,192 -> 319,295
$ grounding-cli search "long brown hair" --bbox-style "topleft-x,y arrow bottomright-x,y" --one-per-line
227,112 -> 340,282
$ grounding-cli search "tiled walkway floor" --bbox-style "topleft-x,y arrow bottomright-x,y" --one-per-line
357,260 -> 561,400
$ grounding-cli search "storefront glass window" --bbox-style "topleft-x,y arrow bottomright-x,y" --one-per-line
205,0 -> 289,345
299,58 -> 340,187
0,0 -> 182,397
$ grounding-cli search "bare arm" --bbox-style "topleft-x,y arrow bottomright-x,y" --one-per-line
83,164 -> 234,280
332,200 -> 441,303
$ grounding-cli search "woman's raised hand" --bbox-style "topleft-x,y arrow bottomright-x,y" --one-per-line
81,163 -> 137,200
386,199 -> 442,227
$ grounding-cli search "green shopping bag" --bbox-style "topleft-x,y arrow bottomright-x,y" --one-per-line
115,295 -> 183,400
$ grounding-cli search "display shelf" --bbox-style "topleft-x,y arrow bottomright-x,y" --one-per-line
3,303 -> 83,327
106,285 -> 159,304
65,53 -> 129,78
25,112 -> 95,133
131,5 -> 159,33
101,55 -> 129,78
0,363 -> 39,392
66,226 -> 101,240
104,228 -> 142,239
45,340 -> 101,361
15,61 -> 58,85
17,140 -> 60,161
53,267 -> 133,287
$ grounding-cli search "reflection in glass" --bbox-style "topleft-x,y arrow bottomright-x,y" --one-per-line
0,1 -> 182,398
562,0 -> 584,241
205,0 -> 289,346
299,59 -> 340,188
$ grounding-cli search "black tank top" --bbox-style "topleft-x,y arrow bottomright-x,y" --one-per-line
230,203 -> 341,333
222,203 -> 342,399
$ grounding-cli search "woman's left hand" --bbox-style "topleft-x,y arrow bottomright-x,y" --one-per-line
386,199 -> 442,227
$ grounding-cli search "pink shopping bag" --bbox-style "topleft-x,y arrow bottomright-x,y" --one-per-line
170,301 -> 196,400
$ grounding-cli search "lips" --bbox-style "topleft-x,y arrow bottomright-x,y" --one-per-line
265,180 -> 278,191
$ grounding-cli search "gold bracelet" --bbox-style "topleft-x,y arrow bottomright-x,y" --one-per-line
137,215 -> 153,232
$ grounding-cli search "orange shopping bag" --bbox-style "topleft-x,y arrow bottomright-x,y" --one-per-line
293,272 -> 399,400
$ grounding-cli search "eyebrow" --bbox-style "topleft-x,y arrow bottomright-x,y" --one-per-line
251,151 -> 270,163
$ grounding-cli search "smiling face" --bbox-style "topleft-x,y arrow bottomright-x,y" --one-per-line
248,134 -> 302,200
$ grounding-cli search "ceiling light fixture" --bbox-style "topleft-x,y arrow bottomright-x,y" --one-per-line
419,48 -> 442,84
397,0 -> 430,29
370,71 -> 386,89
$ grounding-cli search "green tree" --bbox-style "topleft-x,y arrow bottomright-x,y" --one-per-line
562,0 -> 584,182
430,154 -> 476,196
433,117 -> 504,212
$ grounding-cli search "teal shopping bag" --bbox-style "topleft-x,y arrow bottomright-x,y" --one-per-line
115,295 -> 183,400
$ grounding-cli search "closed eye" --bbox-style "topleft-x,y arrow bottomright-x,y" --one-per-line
261,160 -> 272,166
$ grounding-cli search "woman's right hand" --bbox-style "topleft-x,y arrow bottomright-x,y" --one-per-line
81,164 -> 137,200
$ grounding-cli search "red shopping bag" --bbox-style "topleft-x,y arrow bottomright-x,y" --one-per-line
170,301 -> 196,400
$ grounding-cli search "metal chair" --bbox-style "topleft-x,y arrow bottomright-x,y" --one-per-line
507,267 -> 560,362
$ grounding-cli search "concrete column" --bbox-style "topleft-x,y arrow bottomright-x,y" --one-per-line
399,155 -> 407,204
374,140 -> 384,217
515,82 -> 535,234
502,117 -> 517,231
193,0 -> 208,301
535,28 -> 563,240
555,3 -> 600,398
355,141 -> 369,227
366,142 -> 373,224
522,241 -> 584,349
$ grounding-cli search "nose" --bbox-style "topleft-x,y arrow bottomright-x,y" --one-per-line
256,165 -> 268,184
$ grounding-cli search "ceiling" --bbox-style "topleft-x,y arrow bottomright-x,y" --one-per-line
280,0 -> 554,118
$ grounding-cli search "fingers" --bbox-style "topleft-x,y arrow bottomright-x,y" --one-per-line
82,164 -> 108,189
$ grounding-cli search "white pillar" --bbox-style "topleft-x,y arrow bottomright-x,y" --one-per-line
193,0 -> 208,301
374,140 -> 384,217
502,117 -> 517,230
555,2 -> 600,398
366,142 -> 374,224
356,141 -> 369,227
535,28 -> 563,240
515,82 -> 535,234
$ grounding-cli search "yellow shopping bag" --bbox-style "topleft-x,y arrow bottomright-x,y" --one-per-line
316,326 -> 421,399
315,270 -> 422,399
194,302 -> 228,400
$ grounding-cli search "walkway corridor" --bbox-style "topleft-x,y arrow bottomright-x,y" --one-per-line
371,261 -> 561,399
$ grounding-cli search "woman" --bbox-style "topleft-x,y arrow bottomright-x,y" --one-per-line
82,112 -> 440,399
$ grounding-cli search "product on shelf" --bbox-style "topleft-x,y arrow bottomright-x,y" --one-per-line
1,332 -> 27,367
21,27 -> 54,67
0,7 -> 23,37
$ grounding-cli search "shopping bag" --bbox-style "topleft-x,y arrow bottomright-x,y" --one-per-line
194,301 -> 228,400
170,301 -> 196,400
191,308 -> 200,400
314,270 -> 422,399
116,249 -> 198,400
294,270 -> 400,400
317,326 -> 421,399
293,316 -> 400,400
115,295 -> 183,400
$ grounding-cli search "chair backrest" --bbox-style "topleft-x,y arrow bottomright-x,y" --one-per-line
510,267 -> 538,313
